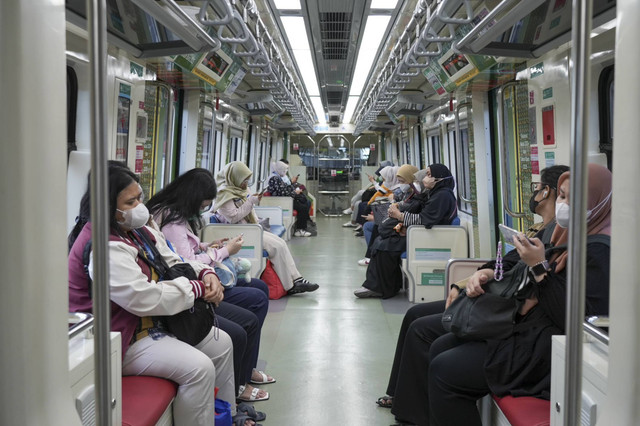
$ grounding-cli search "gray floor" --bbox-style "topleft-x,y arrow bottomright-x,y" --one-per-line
254,215 -> 413,425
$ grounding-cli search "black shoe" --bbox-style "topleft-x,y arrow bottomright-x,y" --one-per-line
288,278 -> 319,295
306,227 -> 318,236
354,230 -> 364,237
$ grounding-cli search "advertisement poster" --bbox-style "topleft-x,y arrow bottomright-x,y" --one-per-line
173,43 -> 246,95
135,145 -> 144,174
531,146 -> 540,174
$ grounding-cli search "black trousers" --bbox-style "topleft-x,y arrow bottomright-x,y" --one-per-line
362,249 -> 403,298
364,224 -> 380,258
391,311 -> 447,425
428,335 -> 489,426
386,301 -> 446,396
293,197 -> 309,229
215,278 -> 269,393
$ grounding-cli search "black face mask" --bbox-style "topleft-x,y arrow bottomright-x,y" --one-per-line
529,190 -> 540,214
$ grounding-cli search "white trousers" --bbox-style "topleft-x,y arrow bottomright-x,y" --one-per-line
262,230 -> 300,290
123,327 -> 235,425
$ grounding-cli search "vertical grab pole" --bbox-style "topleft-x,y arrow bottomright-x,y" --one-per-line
164,87 -> 176,186
564,0 -> 592,424
88,0 -> 112,424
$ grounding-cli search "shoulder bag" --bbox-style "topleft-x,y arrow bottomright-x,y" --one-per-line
441,261 -> 531,340
135,229 -> 216,346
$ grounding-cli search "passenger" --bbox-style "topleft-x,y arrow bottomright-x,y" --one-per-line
213,161 -> 319,295
342,189 -> 365,227
358,164 -> 419,266
267,160 -> 313,237
68,163 -> 240,425
354,164 -> 458,299
395,164 -> 611,426
385,165 -> 569,421
146,168 -> 275,403
351,161 -> 395,231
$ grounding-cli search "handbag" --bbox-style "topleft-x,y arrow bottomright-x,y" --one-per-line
370,201 -> 391,225
441,261 -> 531,340
134,229 -> 215,346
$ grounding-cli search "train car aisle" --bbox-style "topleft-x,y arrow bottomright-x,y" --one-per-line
256,215 -> 412,425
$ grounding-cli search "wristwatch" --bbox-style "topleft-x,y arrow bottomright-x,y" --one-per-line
531,260 -> 551,276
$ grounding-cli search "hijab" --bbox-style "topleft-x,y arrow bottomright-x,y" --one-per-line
379,166 -> 401,190
428,163 -> 455,191
397,164 -> 419,184
213,162 -> 257,223
271,161 -> 288,177
548,163 -> 612,273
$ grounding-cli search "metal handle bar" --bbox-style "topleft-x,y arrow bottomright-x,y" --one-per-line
455,101 -> 474,203
199,0 -> 234,26
163,0 -> 221,50
68,312 -> 94,340
496,81 -> 528,218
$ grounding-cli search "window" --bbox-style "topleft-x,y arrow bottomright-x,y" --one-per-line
598,65 -> 614,170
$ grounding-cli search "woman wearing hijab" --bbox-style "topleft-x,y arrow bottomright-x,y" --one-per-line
358,164 -> 419,265
213,161 -> 319,295
354,164 -> 458,299
267,161 -> 313,237
391,164 -> 612,426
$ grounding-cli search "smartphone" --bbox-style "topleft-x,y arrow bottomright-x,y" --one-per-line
499,224 -> 527,244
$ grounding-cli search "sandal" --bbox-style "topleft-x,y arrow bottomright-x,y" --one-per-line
232,413 -> 262,426
249,370 -> 276,385
237,402 -> 266,421
237,384 -> 270,402
376,395 -> 393,408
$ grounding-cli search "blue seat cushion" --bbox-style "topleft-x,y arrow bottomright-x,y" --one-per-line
401,252 -> 407,259
269,225 -> 286,238
263,250 -> 269,257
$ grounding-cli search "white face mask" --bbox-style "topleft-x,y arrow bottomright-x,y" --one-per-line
117,203 -> 149,229
399,183 -> 411,192
555,201 -> 570,228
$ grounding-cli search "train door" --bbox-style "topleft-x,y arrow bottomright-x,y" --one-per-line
493,82 -> 535,233
213,121 -> 224,173
425,127 -> 442,165
198,101 -> 215,174
413,124 -> 425,169
228,126 -> 243,162
151,84 -> 176,192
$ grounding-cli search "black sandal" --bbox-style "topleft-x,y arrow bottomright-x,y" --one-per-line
376,395 -> 393,408
237,402 -> 266,421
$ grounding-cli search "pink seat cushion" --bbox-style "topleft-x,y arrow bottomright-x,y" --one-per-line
493,395 -> 550,426
122,376 -> 178,426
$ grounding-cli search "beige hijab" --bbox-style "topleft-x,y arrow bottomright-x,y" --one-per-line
213,162 -> 257,223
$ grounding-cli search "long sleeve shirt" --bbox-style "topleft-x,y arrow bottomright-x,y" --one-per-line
159,220 -> 229,266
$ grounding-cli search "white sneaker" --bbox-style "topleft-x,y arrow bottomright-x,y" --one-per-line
342,222 -> 356,227
357,258 -> 370,266
343,207 -> 353,215
353,224 -> 363,231
294,229 -> 312,237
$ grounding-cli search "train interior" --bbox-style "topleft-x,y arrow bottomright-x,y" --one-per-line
2,0 -> 640,425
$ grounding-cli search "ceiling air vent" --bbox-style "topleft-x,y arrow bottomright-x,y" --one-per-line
319,12 -> 352,60
326,91 -> 343,105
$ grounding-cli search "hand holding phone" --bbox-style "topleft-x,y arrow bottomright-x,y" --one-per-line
499,224 -> 528,244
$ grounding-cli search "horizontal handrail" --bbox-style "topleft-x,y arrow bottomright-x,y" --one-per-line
163,0 -> 221,50
583,320 -> 609,345
68,312 -> 94,340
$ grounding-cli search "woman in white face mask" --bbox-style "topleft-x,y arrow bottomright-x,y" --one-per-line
423,164 -> 612,426
68,163 -> 243,426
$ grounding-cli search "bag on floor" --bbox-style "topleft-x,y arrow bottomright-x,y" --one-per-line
215,398 -> 232,426
261,259 -> 286,300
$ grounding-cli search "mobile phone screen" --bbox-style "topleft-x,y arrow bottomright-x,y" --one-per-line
498,224 -> 520,244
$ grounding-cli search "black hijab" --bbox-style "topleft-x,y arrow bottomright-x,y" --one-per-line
427,163 -> 455,193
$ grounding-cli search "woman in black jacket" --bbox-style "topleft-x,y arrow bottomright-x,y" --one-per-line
354,164 -> 458,299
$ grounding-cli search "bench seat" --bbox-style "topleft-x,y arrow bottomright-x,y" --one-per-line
122,376 -> 177,426
493,395 -> 550,426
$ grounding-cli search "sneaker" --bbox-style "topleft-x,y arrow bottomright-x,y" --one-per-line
343,207 -> 353,215
357,258 -> 370,266
342,222 -> 356,227
354,230 -> 364,237
288,278 -> 319,295
353,224 -> 363,231
293,229 -> 312,237
305,228 -> 318,236
354,286 -> 382,298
